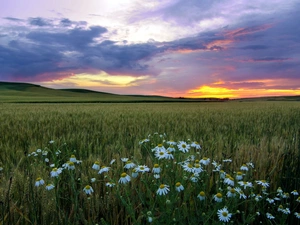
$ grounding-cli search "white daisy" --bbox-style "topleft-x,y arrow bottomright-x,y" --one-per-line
226,187 -> 236,198
177,141 -> 190,153
240,164 -> 248,171
152,144 -> 166,153
197,191 -> 206,201
155,150 -> 168,160
65,161 -> 75,170
91,178 -> 96,183
92,161 -> 100,170
69,155 -> 77,163
217,207 -> 232,222
136,165 -> 150,173
153,174 -> 160,179
50,168 -> 62,177
83,185 -> 94,195
224,176 -> 235,186
235,172 -> 244,180
191,141 -> 201,150
45,184 -> 55,190
167,145 -> 176,152
266,212 -> 275,219
152,164 -> 161,173
98,166 -> 110,174
35,177 -> 45,187
294,212 -> 300,219
291,190 -> 299,195
124,161 -> 136,169
175,182 -> 184,192
156,184 -> 170,195
214,193 -> 223,202
200,157 -> 210,166
119,173 -> 131,184
255,180 -> 269,187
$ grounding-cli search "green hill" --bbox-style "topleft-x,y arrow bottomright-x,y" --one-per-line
0,82 -> 175,103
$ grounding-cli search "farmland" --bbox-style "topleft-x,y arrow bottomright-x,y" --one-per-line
0,100 -> 300,224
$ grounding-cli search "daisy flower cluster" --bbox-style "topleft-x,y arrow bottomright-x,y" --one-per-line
26,135 -> 300,224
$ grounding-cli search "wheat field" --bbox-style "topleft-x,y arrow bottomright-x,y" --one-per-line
0,101 -> 299,224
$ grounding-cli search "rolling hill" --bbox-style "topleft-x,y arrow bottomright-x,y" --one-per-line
0,81 -> 299,103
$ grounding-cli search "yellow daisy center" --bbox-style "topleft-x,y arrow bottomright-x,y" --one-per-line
121,173 -> 127,177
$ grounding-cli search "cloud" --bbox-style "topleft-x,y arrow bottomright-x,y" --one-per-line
3,17 -> 24,22
28,17 -> 53,26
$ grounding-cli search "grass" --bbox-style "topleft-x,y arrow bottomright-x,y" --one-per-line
0,101 -> 300,224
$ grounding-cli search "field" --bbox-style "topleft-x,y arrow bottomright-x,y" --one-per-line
0,101 -> 300,224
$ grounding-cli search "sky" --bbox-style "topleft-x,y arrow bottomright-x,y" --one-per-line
0,0 -> 300,98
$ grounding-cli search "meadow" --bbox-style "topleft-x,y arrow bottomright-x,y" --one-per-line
0,101 -> 300,224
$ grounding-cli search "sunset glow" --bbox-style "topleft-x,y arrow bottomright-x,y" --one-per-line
0,0 -> 299,98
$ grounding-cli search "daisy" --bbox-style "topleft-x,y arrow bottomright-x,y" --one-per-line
139,138 -> 150,145
297,197 -> 300,202
44,158 -> 49,162
255,180 -> 269,188
291,190 -> 299,195
167,145 -> 175,152
66,161 -> 75,170
119,173 -> 131,184
212,161 -> 221,171
167,140 -> 177,145
91,178 -> 96,183
235,172 -> 244,180
69,155 -> 77,163
190,173 -> 199,183
153,174 -> 160,179
191,141 -> 201,150
131,168 -> 139,178
240,164 -> 248,171
238,181 -> 253,189
182,163 -> 194,173
200,157 -> 210,166
219,170 -> 226,179
99,166 -> 110,174
155,150 -> 167,160
165,151 -> 174,160
294,212 -> 300,219
255,194 -> 262,201
227,188 -> 237,198
224,176 -> 235,186
214,193 -> 223,202
177,141 -> 190,153
106,182 -> 115,187
193,163 -> 203,173
124,161 -> 136,169
156,184 -> 170,195
152,164 -> 161,173
217,207 -> 232,223
83,185 -> 94,195
35,177 -> 45,187
92,161 -> 100,170
175,182 -> 184,192
50,168 -> 62,177
121,158 -> 129,162
45,184 -> 55,190
235,187 -> 247,199
266,213 -> 275,220
136,165 -> 150,173
246,162 -> 255,168
197,191 -> 206,201
152,144 -> 166,153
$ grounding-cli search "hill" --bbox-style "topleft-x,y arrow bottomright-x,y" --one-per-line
1,81 -> 298,103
